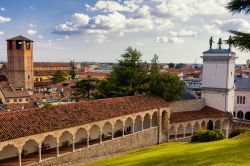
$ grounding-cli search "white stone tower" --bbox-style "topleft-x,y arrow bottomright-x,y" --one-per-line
201,38 -> 237,113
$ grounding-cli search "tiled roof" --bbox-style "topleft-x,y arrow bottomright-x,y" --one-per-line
203,49 -> 234,54
34,62 -> 71,68
0,88 -> 30,98
0,95 -> 168,142
6,35 -> 33,42
170,106 -> 230,124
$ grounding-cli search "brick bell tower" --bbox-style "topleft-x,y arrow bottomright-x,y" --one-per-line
6,35 -> 34,90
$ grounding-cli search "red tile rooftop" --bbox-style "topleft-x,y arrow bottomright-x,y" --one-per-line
0,95 -> 168,142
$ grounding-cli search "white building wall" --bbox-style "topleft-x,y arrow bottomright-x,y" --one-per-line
234,90 -> 250,118
202,92 -> 226,112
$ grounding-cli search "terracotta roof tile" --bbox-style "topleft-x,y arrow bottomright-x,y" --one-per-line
6,35 -> 33,42
170,106 -> 230,124
0,95 -> 168,142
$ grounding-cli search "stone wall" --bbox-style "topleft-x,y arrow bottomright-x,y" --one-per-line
169,99 -> 205,113
34,127 -> 159,166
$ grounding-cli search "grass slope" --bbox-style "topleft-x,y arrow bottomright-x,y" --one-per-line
86,131 -> 250,166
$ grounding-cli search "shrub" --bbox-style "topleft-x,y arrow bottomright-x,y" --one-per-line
229,129 -> 246,138
191,129 -> 224,142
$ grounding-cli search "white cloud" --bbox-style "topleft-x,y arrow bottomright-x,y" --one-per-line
0,31 -> 4,35
38,35 -> 43,39
155,36 -> 184,44
204,18 -> 250,36
0,7 -> 6,11
72,13 -> 89,25
29,6 -> 35,10
55,22 -> 79,34
135,42 -> 144,46
169,30 -> 197,37
0,16 -> 11,23
28,23 -> 36,28
27,29 -> 37,35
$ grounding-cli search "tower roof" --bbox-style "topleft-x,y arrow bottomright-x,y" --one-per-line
203,49 -> 235,54
6,35 -> 33,42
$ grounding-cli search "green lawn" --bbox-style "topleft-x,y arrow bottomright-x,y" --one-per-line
86,131 -> 250,166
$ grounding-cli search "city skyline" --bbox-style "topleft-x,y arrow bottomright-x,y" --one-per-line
0,0 -> 250,63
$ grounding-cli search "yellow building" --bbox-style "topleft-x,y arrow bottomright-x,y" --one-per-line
0,85 -> 30,104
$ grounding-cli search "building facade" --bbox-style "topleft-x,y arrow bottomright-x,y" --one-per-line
6,36 -> 34,90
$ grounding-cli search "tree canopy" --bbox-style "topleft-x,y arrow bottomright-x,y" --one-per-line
226,0 -> 250,51
95,47 -> 184,101
72,78 -> 97,101
51,70 -> 68,83
69,60 -> 77,79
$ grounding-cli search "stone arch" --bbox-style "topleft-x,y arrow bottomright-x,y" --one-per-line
134,115 -> 143,132
152,111 -> 158,127
59,131 -> 73,153
169,126 -> 176,140
177,124 -> 184,138
207,120 -> 214,130
114,119 -> 123,138
245,112 -> 250,120
41,135 -> 57,159
0,144 -> 19,165
214,120 -> 221,130
75,128 -> 88,149
237,111 -> 244,119
193,121 -> 200,134
102,122 -> 113,141
201,120 -> 206,129
89,125 -> 101,145
21,139 -> 39,164
143,113 -> 151,129
185,123 -> 192,137
124,117 -> 133,135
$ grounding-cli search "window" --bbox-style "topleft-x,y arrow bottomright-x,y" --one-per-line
14,98 -> 17,102
19,98 -> 22,102
40,78 -> 43,81
36,78 -> 38,82
8,41 -> 12,50
26,41 -> 30,50
28,75 -> 30,79
237,96 -> 239,104
16,40 -> 23,50
243,96 -> 246,104
6,99 -> 9,103
240,96 -> 243,104
26,98 -> 29,101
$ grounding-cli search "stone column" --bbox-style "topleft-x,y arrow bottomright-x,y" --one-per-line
225,121 -> 230,138
175,129 -> 177,140
157,109 -> 162,144
72,138 -> 75,152
87,135 -> 89,147
191,127 -> 194,136
100,130 -> 102,143
142,120 -> 144,131
122,125 -> 125,137
183,129 -> 186,138
149,118 -> 152,128
18,152 -> 22,166
56,142 -> 60,157
112,127 -> 114,140
38,145 -> 42,162
132,122 -> 135,134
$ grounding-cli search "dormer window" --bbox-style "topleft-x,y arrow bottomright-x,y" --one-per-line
16,40 -> 23,50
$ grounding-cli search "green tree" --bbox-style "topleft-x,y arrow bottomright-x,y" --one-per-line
149,73 -> 184,101
150,54 -> 159,74
72,78 -> 97,101
226,0 -> 250,51
51,70 -> 68,83
69,60 -> 77,79
169,63 -> 175,68
96,47 -> 149,98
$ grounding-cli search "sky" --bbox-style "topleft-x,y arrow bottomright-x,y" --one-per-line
0,0 -> 250,64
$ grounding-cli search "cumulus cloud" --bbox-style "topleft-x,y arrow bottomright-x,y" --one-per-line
204,18 -> 250,36
169,30 -> 197,37
155,36 -> 184,44
72,13 -> 90,25
0,31 -> 4,35
0,16 -> 11,23
27,29 -> 37,35
0,7 -> 6,11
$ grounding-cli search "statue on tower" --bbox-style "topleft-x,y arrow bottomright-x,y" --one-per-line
209,37 -> 214,50
218,38 -> 223,49
227,36 -> 233,51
